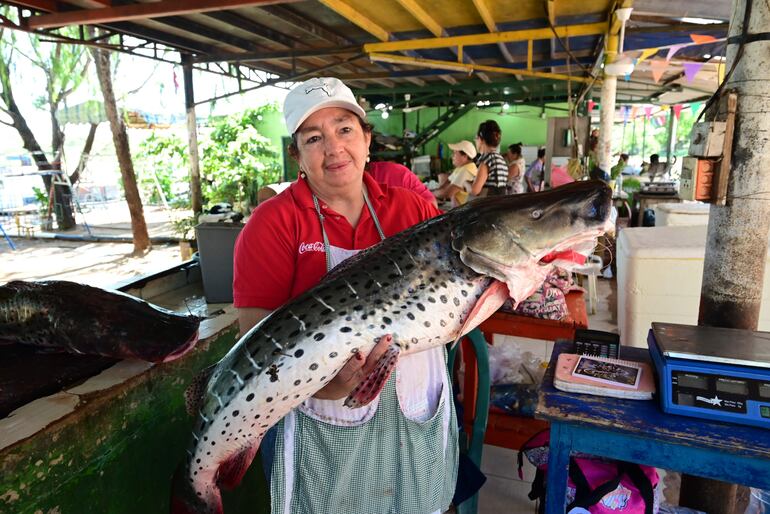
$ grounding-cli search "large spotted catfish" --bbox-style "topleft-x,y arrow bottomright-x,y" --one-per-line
172,180 -> 613,513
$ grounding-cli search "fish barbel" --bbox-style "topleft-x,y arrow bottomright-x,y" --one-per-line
172,180 -> 613,513
0,280 -> 201,362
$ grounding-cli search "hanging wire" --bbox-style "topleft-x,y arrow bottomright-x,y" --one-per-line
695,0 -> 753,124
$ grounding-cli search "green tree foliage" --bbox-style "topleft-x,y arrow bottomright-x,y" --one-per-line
200,106 -> 281,209
137,105 -> 281,212
136,132 -> 189,207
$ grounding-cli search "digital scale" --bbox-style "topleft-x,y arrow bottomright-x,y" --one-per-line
648,322 -> 770,429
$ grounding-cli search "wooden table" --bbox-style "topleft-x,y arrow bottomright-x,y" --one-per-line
459,291 -> 589,450
536,341 -> 770,514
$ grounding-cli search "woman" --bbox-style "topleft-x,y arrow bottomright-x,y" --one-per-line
470,120 -> 508,196
433,139 -> 478,207
525,148 -> 546,192
505,142 -> 526,194
232,77 -> 458,514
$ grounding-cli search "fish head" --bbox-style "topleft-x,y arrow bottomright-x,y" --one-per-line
451,180 -> 613,303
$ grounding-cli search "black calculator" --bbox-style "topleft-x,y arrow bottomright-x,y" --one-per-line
573,329 -> 620,359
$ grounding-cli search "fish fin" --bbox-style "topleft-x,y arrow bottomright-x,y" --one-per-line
454,280 -> 510,346
344,344 -> 401,409
217,444 -> 259,490
184,363 -> 216,417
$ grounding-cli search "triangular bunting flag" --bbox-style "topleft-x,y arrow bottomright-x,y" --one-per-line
644,106 -> 653,120
650,58 -> 668,83
624,73 -> 631,82
660,105 -> 670,112
690,34 -> 717,45
666,44 -> 685,62
690,101 -> 703,115
673,104 -> 684,120
630,106 -> 638,119
588,100 -> 596,112
622,105 -> 630,123
637,48 -> 659,65
683,62 -> 705,83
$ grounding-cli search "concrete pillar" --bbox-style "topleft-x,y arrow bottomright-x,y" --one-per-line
182,55 -> 203,215
597,32 -> 619,172
682,0 -> 770,512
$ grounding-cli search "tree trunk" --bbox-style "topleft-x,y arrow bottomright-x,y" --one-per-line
91,44 -> 151,255
0,60 -> 75,229
69,122 -> 98,185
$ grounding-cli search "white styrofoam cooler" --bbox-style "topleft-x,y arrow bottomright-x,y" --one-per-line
654,202 -> 710,227
617,225 -> 770,347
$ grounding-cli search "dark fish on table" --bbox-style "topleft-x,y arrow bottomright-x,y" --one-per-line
172,181 -> 613,514
0,280 -> 201,362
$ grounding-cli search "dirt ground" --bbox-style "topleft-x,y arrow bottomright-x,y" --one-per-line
1,204 -> 191,287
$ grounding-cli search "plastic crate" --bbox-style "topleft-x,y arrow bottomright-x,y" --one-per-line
194,222 -> 244,303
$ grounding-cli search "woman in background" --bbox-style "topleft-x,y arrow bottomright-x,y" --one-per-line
505,142 -> 526,194
470,120 -> 508,196
433,140 -> 478,207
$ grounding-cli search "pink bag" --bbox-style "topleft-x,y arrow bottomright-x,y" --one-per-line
518,430 -> 659,514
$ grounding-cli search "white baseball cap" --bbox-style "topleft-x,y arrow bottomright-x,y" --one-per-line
448,140 -> 477,159
283,77 -> 367,135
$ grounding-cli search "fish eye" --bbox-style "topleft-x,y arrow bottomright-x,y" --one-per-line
531,209 -> 542,219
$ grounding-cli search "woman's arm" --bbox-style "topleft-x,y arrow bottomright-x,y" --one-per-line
508,162 -> 521,182
471,162 -> 489,196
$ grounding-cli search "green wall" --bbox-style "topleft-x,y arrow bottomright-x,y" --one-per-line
368,104 -> 569,157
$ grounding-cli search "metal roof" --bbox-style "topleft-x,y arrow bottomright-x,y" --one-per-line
1,0 -> 730,107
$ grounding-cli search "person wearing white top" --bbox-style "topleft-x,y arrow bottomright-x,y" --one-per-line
505,142 -> 526,194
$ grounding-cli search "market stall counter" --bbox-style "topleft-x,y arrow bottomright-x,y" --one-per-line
0,262 -> 269,514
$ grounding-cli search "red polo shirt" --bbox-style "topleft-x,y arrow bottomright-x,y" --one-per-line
367,161 -> 435,206
233,172 -> 441,309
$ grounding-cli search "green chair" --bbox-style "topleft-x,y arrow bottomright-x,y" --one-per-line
447,328 -> 491,514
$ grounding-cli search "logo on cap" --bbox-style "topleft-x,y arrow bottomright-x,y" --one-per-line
304,79 -> 332,97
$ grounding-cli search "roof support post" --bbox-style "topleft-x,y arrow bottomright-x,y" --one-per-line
182,55 -> 203,215
683,0 -> 770,508
597,15 -> 622,173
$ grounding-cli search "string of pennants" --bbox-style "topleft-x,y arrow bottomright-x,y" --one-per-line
621,34 -> 726,84
588,102 -> 704,127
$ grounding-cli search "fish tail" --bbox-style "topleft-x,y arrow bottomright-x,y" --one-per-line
170,464 -> 223,514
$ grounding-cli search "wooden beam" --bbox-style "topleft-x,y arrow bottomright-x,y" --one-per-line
7,0 -> 58,12
369,52 -> 595,83
394,0 -> 442,37
28,0 -> 298,29
471,0 -> 496,32
259,5 -> 350,46
318,0 -> 389,42
364,22 -> 606,53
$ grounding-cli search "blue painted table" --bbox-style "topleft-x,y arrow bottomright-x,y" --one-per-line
536,341 -> 770,514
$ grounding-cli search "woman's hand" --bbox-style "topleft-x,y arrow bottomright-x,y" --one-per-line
312,334 -> 393,401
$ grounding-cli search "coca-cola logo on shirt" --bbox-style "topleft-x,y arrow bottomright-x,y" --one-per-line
298,241 -> 325,254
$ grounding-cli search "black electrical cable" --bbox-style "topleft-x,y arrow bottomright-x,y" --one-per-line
695,0 -> 752,124
543,5 -> 592,74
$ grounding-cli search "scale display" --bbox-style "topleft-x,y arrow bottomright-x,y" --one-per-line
648,323 -> 770,428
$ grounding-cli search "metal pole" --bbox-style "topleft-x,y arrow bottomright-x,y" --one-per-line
665,109 -> 677,163
641,115 -> 647,160
598,25 -> 619,174
681,0 -> 770,512
182,54 -> 203,215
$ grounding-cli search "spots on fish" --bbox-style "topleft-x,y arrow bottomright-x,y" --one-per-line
232,410 -> 239,417
329,351 -> 338,358
383,316 -> 392,325
416,303 -> 425,311
411,337 -> 418,344
440,320 -> 447,327
449,312 -> 455,319
266,397 -> 272,402
424,321 -> 431,328
461,290 -> 468,297
314,333 -> 325,341
294,379 -> 301,386
294,349 -> 304,358
428,297 -> 436,303
453,297 -> 461,306
267,364 -> 279,382
246,393 -> 254,401
310,363 -> 319,371
440,295 -> 448,304
340,326 -> 352,333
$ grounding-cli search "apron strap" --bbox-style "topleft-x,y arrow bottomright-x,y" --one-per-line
312,184 -> 386,273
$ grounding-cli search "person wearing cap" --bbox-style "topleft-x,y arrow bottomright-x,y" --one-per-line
232,77 -> 458,514
433,140 -> 478,207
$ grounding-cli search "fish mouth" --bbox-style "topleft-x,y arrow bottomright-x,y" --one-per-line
535,227 -> 608,270
161,330 -> 200,363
